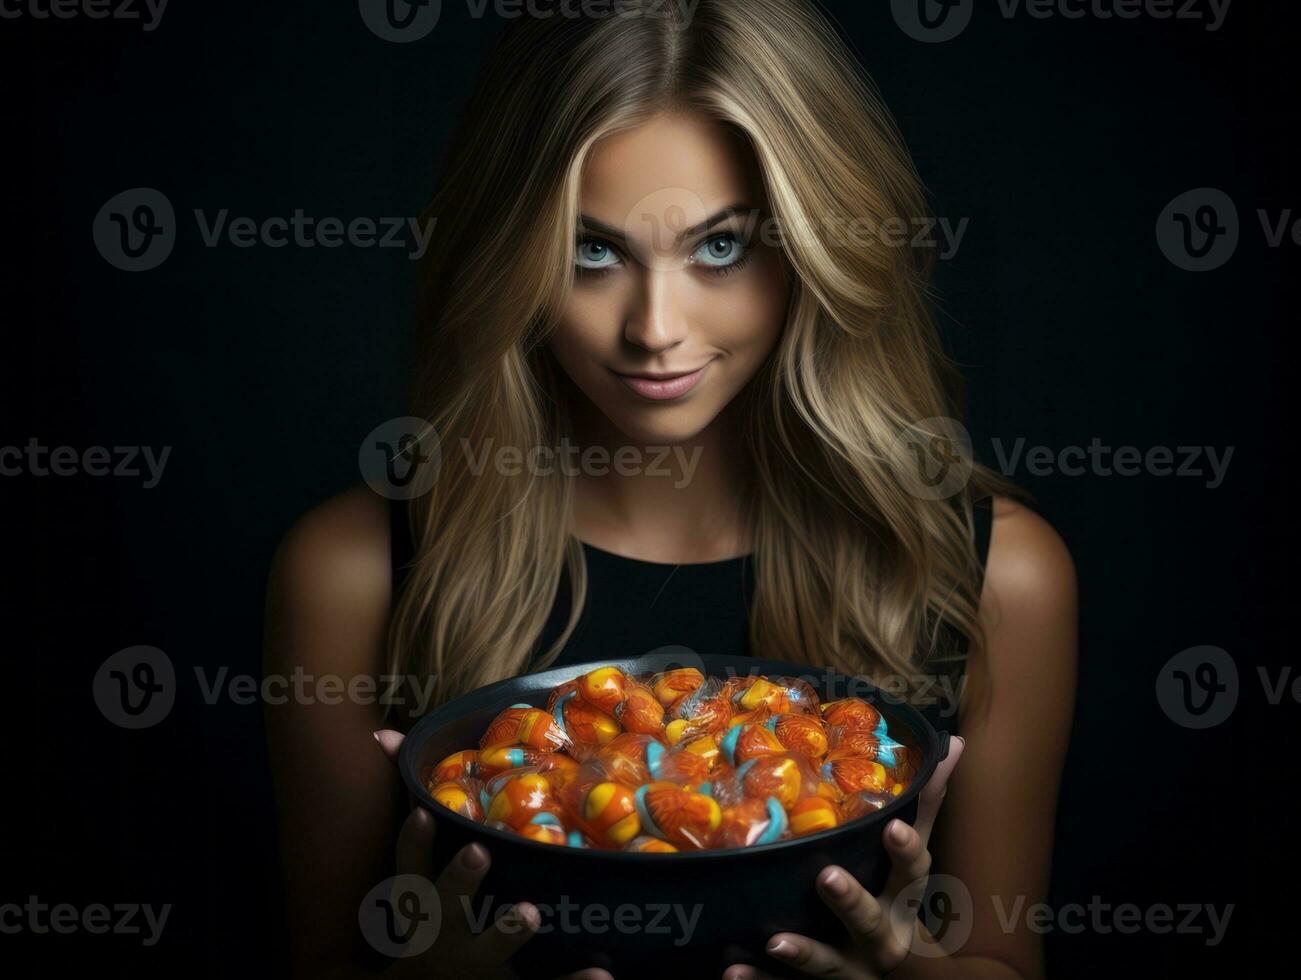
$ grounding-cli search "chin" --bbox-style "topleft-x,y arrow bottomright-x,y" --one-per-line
604,405 -> 716,447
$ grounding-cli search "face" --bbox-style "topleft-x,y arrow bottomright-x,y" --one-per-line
548,111 -> 790,446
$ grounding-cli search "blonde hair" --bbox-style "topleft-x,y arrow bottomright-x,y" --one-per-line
388,0 -> 1018,716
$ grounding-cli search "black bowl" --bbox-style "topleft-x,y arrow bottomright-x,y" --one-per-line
398,650 -> 948,979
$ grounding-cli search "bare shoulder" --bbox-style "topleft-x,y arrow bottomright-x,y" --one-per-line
264,485 -> 393,670
983,494 -> 1077,624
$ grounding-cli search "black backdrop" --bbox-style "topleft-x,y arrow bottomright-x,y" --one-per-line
6,0 -> 1292,976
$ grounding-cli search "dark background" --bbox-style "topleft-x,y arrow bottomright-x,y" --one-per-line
5,0 -> 1291,976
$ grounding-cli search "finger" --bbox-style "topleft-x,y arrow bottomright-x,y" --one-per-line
815,865 -> 884,944
373,728 -> 406,762
722,964 -> 782,980
764,932 -> 863,980
881,818 -> 931,900
913,735 -> 964,844
430,839 -> 492,943
468,900 -> 541,967
395,805 -> 436,877
555,970 -> 615,980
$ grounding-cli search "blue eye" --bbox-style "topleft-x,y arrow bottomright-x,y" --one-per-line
576,239 -> 620,270
692,234 -> 747,269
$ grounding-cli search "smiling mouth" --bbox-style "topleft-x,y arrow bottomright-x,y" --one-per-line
612,361 -> 714,401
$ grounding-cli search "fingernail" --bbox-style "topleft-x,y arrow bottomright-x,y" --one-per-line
767,938 -> 795,957
372,731 -> 382,743
460,843 -> 488,870
889,820 -> 910,845
822,868 -> 850,897
955,735 -> 967,748
508,902 -> 538,931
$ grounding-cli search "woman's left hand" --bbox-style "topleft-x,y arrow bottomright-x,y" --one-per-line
723,735 -> 966,980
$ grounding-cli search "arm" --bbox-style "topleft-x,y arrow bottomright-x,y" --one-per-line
896,496 -> 1079,980
262,486 -> 407,977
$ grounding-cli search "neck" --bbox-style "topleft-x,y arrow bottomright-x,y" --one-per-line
567,400 -> 752,564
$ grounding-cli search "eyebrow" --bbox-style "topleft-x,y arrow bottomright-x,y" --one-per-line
578,202 -> 757,245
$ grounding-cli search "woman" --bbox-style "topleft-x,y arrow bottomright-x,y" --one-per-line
263,1 -> 1077,977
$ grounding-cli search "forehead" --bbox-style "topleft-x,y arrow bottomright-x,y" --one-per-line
578,111 -> 764,230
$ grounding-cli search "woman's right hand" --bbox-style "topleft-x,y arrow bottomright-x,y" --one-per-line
375,730 -> 613,980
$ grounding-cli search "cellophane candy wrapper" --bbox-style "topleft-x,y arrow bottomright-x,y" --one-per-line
423,666 -> 923,851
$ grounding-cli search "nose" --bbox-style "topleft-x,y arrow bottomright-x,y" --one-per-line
623,267 -> 689,354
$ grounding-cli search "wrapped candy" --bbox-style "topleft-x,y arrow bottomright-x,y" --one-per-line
718,720 -> 785,766
726,675 -> 820,716
577,666 -> 629,715
821,755 -> 905,798
425,666 -> 921,852
480,704 -> 570,752
788,796 -> 840,836
551,689 -> 620,756
429,777 -> 485,822
717,796 -> 789,848
827,726 -> 902,766
650,667 -> 704,706
821,697 -> 887,737
478,743 -> 547,776
633,780 -> 722,849
428,749 -> 479,784
664,678 -> 733,743
624,835 -> 678,853
614,680 -> 666,735
483,770 -> 563,831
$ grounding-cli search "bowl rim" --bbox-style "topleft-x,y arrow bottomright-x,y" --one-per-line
398,653 -> 946,861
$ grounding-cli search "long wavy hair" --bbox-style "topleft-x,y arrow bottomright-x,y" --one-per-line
387,0 -> 1018,716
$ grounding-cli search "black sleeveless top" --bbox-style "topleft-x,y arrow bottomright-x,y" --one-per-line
390,498 -> 994,737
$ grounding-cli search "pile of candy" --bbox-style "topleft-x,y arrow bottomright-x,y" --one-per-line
424,666 -> 920,852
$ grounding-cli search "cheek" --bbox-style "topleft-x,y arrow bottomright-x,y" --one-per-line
706,253 -> 789,359
551,284 -> 628,365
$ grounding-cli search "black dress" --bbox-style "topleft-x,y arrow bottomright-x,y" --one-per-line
389,497 -> 994,736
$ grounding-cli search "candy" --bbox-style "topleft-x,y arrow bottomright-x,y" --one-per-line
651,667 -> 704,706
429,778 -> 484,821
552,689 -> 620,755
480,704 -> 570,752
634,781 -> 722,849
614,681 -> 666,735
425,667 -> 920,852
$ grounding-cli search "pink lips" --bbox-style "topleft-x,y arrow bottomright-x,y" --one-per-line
614,362 -> 712,401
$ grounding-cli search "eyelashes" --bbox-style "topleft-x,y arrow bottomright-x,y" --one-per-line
573,233 -> 754,280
